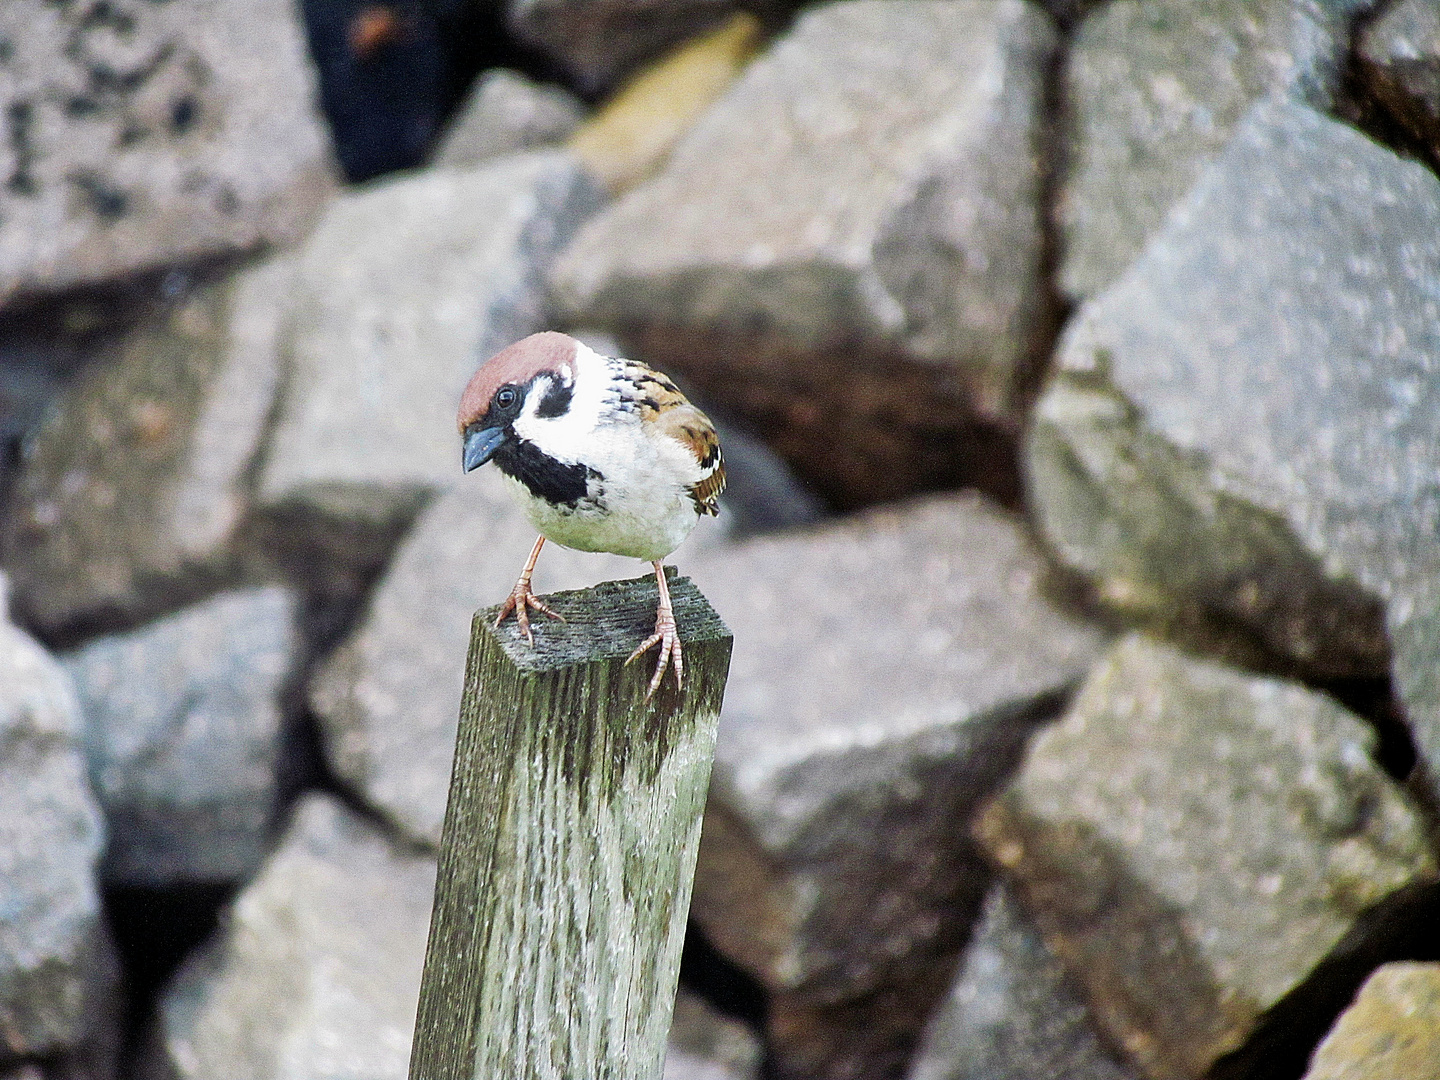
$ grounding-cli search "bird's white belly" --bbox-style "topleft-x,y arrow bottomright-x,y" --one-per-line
501,471 -> 699,562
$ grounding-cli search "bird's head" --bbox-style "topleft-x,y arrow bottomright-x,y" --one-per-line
457,331 -> 584,472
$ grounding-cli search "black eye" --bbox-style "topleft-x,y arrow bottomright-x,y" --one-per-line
494,386 -> 518,410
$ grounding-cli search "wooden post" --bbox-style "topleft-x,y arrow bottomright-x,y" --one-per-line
408,570 -> 732,1080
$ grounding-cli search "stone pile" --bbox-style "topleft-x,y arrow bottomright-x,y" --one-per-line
1,1 -> 1439,1079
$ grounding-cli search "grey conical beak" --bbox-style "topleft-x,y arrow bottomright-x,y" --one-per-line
463,425 -> 508,472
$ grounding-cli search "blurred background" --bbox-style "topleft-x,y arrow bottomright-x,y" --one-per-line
3,1 -> 1440,1079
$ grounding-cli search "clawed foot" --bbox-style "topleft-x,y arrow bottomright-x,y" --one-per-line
494,579 -> 565,645
626,561 -> 682,701
626,609 -> 683,701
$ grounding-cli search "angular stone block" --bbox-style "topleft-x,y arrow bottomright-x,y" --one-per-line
1,256 -> 294,637
257,151 -> 604,532
0,576 -> 112,1062
683,493 -> 1106,1079
0,0 -> 335,306
907,885 -> 1137,1080
568,13 -> 763,194
976,635 -> 1437,1080
432,70 -> 585,169
142,794 -> 766,1080
64,587 -> 299,886
1028,97 -> 1440,790
1058,0 -> 1367,300
552,0 -> 1057,507
139,794 -> 434,1080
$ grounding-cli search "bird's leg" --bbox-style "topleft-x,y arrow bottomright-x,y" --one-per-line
626,561 -> 682,699
494,534 -> 566,645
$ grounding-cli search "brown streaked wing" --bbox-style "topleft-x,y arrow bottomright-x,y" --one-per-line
624,360 -> 726,515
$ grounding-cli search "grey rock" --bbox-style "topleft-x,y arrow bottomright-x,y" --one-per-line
63,587 -> 299,887
0,0 -> 335,307
975,635 -> 1437,1080
1357,0 -> 1440,156
1058,0 -> 1369,301
702,419 -> 826,537
1,257 -> 295,636
509,0 -> 741,93
1303,962 -> 1440,1080
1027,98 -> 1440,787
142,793 -> 754,1080
665,990 -> 761,1080
309,465 -> 722,846
141,794 -> 435,1080
257,151 -> 604,534
682,493 -> 1107,1080
552,0 -> 1056,507
907,885 -> 1137,1080
433,69 -> 585,169
0,576 -> 112,1063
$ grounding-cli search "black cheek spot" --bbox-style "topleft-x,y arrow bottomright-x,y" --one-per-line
535,377 -> 574,419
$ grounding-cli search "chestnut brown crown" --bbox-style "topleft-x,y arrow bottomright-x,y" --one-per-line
457,331 -> 578,432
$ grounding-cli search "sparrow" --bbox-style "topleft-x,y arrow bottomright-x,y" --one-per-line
457,331 -> 725,697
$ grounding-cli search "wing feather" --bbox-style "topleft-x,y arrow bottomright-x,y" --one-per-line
621,360 -> 726,515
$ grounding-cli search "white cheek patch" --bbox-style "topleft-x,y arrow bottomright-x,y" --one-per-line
512,349 -> 614,463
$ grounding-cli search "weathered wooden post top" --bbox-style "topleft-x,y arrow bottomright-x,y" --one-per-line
408,570 -> 732,1080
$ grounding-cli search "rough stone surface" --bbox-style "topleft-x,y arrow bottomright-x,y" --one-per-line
63,586 -> 298,887
1357,0 -> 1440,156
308,465 -> 722,847
552,0 -> 1056,507
664,990 -> 762,1080
681,493 -> 1107,1080
431,69 -> 585,169
1058,0 -> 1368,300
568,13 -> 763,194
907,885 -> 1137,1080
142,793 -> 764,1080
257,151 -> 604,532
1303,962 -> 1440,1080
976,635 -> 1438,1080
140,794 -> 435,1080
0,575 -> 112,1063
509,0 -> 744,93
1,256 -> 295,637
1027,98 -> 1440,789
0,0 -> 335,307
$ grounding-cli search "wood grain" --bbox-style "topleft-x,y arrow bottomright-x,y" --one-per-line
409,571 -> 732,1080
